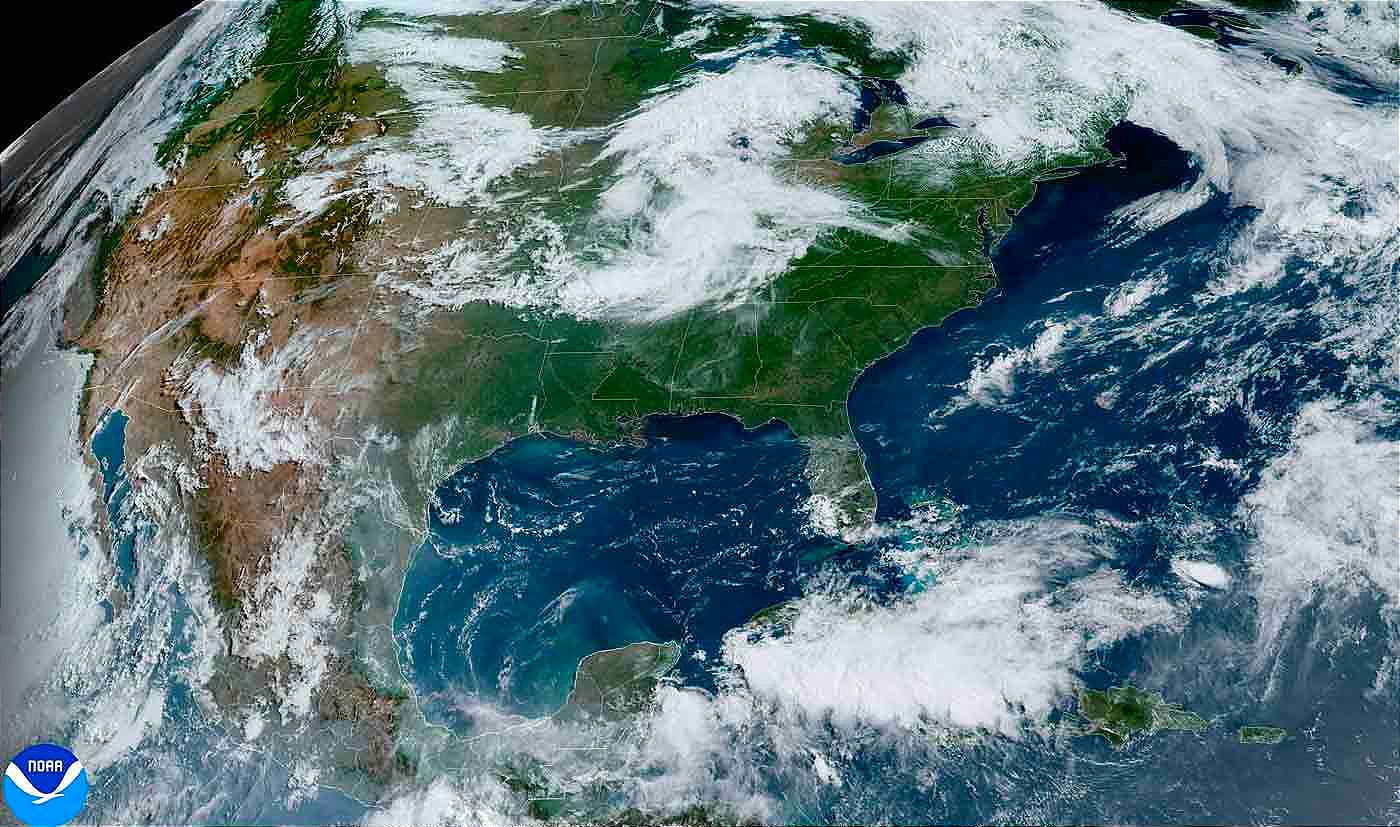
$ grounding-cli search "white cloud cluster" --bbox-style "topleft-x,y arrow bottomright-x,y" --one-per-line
555,59 -> 893,321
1243,399 -> 1400,669
724,520 -> 1178,736
1171,559 -> 1232,590
0,3 -> 260,370
964,319 -> 1075,405
179,330 -> 332,475
722,1 -> 1395,297
362,776 -> 518,827
349,21 -> 562,207
234,523 -> 340,724
44,442 -> 219,774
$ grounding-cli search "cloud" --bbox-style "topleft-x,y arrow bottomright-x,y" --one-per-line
1243,399 -> 1400,667
362,777 -> 517,827
179,330 -> 332,475
349,21 -> 562,207
724,519 -> 1178,736
553,58 -> 896,321
719,1 -> 1396,295
965,320 -> 1074,405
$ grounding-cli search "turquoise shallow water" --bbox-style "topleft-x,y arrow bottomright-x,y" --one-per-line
83,407 -> 371,824
90,409 -> 137,596
393,415 -> 851,724
391,121 -> 1399,822
393,124 -> 1199,729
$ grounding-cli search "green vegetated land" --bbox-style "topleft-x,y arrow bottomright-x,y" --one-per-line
158,0 -> 349,165
496,640 -> 681,819
558,641 -> 682,722
156,0 -> 1120,520
1073,686 -> 1290,750
743,600 -> 802,635
383,0 -> 1120,496
1075,684 -> 1209,748
1238,725 -> 1288,745
424,0 -> 692,130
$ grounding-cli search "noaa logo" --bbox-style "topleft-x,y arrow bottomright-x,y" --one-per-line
2,744 -> 88,827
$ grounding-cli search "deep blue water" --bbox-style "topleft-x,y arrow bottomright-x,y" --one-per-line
392,120 -> 1397,821
835,121 -> 1398,822
394,415 -> 860,724
1,244 -> 62,317
851,78 -> 908,132
394,124 -> 1205,726
833,135 -> 931,165
912,114 -> 956,130
0,7 -> 1384,822
851,122 -> 1262,525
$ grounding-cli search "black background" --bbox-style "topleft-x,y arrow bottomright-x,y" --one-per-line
3,2 -> 202,152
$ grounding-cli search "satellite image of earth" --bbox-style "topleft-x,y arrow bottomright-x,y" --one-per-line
1,0 -> 1396,824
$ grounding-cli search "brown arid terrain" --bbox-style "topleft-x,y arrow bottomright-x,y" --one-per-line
3,0 -> 1395,821
57,0 -> 1049,789
65,54 -> 442,776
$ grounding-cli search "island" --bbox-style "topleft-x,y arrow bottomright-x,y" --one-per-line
61,0 -> 1123,802
1075,684 -> 1209,748
1238,725 -> 1288,745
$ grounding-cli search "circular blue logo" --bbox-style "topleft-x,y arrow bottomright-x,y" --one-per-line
2,744 -> 88,827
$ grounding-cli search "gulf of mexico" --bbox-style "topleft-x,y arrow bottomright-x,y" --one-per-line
393,414 -> 851,725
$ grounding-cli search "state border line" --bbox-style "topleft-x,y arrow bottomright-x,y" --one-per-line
92,0 -> 1007,435
248,33 -> 661,75
152,173 -> 1016,204
111,261 -> 987,294
189,0 -> 669,135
